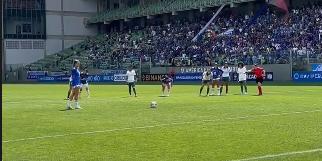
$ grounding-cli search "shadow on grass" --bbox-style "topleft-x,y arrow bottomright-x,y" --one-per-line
121,96 -> 138,98
232,94 -> 241,96
59,109 -> 72,111
251,94 -> 263,96
158,95 -> 169,97
59,108 -> 83,111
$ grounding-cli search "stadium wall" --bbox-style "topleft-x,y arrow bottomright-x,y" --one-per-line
5,39 -> 46,65
4,0 -> 99,71
45,0 -> 98,55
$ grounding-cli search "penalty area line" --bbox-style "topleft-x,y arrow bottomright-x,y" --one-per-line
2,109 -> 322,143
230,148 -> 322,161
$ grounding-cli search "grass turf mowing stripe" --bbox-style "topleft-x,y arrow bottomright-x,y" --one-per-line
231,148 -> 322,161
3,109 -> 321,143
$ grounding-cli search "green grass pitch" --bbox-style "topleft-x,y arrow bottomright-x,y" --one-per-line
2,84 -> 322,161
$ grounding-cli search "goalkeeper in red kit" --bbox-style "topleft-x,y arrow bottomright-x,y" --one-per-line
250,64 -> 265,96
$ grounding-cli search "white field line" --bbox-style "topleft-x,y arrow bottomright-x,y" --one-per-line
2,109 -> 322,143
230,148 -> 322,161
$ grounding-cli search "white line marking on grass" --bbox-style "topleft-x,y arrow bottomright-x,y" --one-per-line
231,148 -> 322,161
2,109 -> 322,143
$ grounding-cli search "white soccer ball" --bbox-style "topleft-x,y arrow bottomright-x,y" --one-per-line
150,101 -> 158,108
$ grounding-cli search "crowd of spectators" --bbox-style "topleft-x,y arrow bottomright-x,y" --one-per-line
78,5 -> 322,69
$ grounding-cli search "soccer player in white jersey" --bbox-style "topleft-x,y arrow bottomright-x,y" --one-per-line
237,62 -> 248,95
221,62 -> 231,95
126,66 -> 137,97
199,69 -> 213,96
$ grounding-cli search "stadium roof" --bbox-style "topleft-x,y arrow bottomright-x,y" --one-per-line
88,0 -> 255,24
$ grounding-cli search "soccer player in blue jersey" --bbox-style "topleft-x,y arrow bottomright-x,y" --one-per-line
210,63 -> 224,96
80,69 -> 90,98
161,75 -> 173,97
66,60 -> 82,110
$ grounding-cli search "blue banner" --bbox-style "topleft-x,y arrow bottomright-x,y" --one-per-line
37,74 -> 117,82
113,74 -> 127,82
38,76 -> 70,82
293,71 -> 322,82
174,73 -> 203,81
87,75 -> 114,82
27,71 -> 48,79
311,64 -> 322,71
174,72 -> 273,82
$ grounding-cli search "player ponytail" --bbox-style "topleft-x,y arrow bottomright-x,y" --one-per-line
73,59 -> 80,67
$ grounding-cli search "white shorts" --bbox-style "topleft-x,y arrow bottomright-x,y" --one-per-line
81,83 -> 89,88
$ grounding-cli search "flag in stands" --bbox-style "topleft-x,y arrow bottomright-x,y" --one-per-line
267,0 -> 289,13
218,29 -> 234,37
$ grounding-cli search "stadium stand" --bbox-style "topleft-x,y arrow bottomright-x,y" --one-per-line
26,5 -> 322,71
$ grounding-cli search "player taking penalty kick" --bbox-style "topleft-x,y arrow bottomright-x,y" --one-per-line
161,75 -> 173,97
199,69 -> 213,96
250,64 -> 265,96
